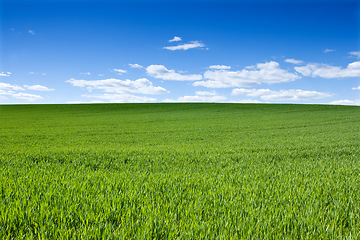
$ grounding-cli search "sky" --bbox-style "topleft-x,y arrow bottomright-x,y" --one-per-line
0,0 -> 359,105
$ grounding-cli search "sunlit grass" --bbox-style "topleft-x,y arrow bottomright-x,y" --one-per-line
1,103 -> 359,239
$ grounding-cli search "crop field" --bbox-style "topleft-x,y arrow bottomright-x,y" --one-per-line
0,103 -> 359,239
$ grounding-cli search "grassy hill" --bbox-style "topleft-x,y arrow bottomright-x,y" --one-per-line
1,103 -> 359,239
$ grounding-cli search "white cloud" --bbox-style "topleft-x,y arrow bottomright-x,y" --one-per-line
195,90 -> 216,96
164,41 -> 205,51
0,72 -> 11,77
67,78 -> 168,95
209,65 -> 231,70
0,83 -> 24,91
295,61 -> 360,78
29,72 -> 46,76
330,99 -> 360,106
113,69 -> 127,75
129,63 -> 144,69
285,59 -> 303,64
80,72 -> 91,75
234,99 -> 262,103
349,52 -> 360,58
24,85 -> 54,91
0,83 -> 45,102
146,65 -> 202,81
232,88 -> 332,101
28,30 -> 35,35
169,36 -> 182,42
66,100 -> 106,104
194,61 -> 300,88
83,94 -> 157,103
352,86 -> 360,90
164,95 -> 226,103
12,93 -> 43,101
324,49 -> 335,53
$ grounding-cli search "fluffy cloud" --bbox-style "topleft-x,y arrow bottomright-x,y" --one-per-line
129,63 -> 144,69
113,69 -> 127,74
0,82 -> 47,102
194,61 -> 300,88
0,72 -> 11,77
164,95 -> 226,103
169,36 -> 182,42
209,65 -> 231,70
66,78 -> 168,95
352,86 -> 360,90
294,61 -> 360,78
330,99 -> 360,106
164,41 -> 205,51
285,59 -> 303,64
232,88 -> 332,101
349,52 -> 360,58
24,85 -> 54,91
82,94 -> 157,103
146,65 -> 202,81
0,82 -> 24,91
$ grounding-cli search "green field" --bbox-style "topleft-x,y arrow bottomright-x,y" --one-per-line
1,103 -> 359,239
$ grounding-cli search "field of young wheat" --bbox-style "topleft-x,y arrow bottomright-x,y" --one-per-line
0,103 -> 359,239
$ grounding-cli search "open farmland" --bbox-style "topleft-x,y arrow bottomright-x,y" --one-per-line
0,103 -> 359,239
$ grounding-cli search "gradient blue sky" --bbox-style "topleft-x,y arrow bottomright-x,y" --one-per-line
1,0 -> 359,104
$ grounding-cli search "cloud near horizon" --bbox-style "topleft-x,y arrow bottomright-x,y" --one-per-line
194,61 -> 300,88
232,88 -> 332,101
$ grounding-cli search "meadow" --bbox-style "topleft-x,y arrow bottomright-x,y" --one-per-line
0,103 -> 359,239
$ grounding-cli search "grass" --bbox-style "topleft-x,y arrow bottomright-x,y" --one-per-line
0,103 -> 359,239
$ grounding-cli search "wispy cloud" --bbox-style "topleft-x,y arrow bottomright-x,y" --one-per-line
195,90 -> 216,96
28,30 -> 35,35
294,61 -> 360,78
80,72 -> 91,75
231,88 -> 332,101
209,65 -> 231,70
352,86 -> 360,90
324,48 -> 335,53
349,52 -> 360,58
12,93 -> 43,101
82,94 -> 157,103
129,63 -> 144,69
164,95 -> 226,103
285,59 -> 303,64
194,61 -> 300,88
146,65 -> 202,81
330,99 -> 360,106
24,85 -> 54,91
169,36 -> 182,42
0,72 -> 11,77
67,78 -> 168,95
113,69 -> 127,75
164,41 -> 205,51
29,72 -> 46,76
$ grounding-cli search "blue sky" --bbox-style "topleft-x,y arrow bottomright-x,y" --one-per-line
1,0 -> 359,104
